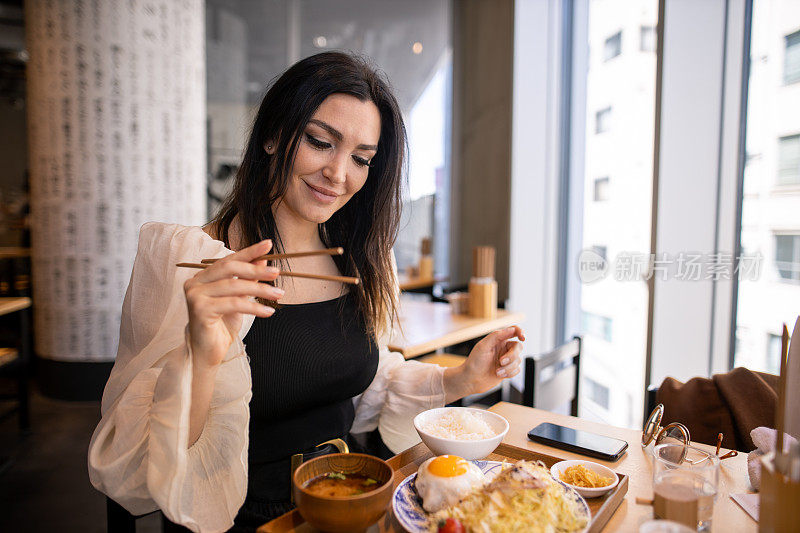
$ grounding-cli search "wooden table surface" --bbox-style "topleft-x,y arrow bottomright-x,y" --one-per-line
489,402 -> 757,532
0,247 -> 30,259
387,297 -> 525,359
396,274 -> 447,291
0,297 -> 31,316
260,401 -> 756,532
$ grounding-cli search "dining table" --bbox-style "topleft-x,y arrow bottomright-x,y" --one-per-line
259,401 -> 757,532
388,296 -> 526,359
396,273 -> 448,292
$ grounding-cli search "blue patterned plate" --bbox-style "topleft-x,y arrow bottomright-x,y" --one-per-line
392,460 -> 591,533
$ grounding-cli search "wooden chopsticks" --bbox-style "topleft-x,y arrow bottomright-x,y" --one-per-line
176,247 -> 359,285
200,247 -> 343,264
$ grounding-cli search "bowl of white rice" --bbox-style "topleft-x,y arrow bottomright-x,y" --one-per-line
413,407 -> 509,460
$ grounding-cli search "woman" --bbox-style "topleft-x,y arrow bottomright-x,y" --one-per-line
88,52 -> 524,533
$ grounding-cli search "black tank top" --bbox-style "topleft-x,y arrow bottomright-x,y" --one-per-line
243,292 -> 379,501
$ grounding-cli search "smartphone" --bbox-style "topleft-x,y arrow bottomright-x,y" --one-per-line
527,422 -> 628,461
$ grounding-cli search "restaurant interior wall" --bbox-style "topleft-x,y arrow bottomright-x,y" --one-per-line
449,0 -> 514,302
204,0 -> 452,278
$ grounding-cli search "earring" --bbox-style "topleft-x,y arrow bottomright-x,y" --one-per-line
267,144 -> 273,151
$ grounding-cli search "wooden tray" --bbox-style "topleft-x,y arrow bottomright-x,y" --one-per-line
258,442 -> 628,532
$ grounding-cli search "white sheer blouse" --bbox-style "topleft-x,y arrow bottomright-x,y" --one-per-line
87,222 -> 446,533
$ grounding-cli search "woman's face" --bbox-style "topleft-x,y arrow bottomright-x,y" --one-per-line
272,93 -> 381,225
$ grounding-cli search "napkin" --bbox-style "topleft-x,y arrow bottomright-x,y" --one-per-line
747,427 -> 798,490
730,493 -> 759,522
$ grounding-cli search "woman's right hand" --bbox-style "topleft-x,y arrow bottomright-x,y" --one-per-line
183,239 -> 284,369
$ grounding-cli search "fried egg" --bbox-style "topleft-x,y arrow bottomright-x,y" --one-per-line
415,455 -> 485,513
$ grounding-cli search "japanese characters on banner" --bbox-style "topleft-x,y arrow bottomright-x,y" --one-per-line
25,0 -> 206,362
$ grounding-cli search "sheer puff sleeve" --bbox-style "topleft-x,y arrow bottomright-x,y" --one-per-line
88,222 -> 255,533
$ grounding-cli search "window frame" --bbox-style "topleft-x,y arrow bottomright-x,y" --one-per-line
777,133 -> 800,185
784,29 -> 800,85
595,106 -> 612,134
593,176 -> 610,201
641,25 -> 656,52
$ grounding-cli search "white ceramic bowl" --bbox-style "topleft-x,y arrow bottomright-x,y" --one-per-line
550,459 -> 619,499
413,407 -> 508,460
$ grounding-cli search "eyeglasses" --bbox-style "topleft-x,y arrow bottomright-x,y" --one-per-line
642,404 -> 738,464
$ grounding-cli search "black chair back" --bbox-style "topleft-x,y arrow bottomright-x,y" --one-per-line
522,336 -> 581,416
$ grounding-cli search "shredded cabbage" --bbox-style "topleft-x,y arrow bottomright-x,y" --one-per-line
428,462 -> 588,533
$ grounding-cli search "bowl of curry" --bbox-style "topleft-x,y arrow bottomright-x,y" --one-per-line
292,453 -> 394,532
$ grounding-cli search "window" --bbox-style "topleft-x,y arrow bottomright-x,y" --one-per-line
640,25 -> 656,52
775,234 -> 800,282
582,311 -> 613,342
778,134 -> 800,185
595,107 -> 612,134
593,176 -> 610,201
603,31 -> 622,61
584,377 -> 610,410
785,30 -> 800,84
734,3 -> 800,374
567,1 -> 657,429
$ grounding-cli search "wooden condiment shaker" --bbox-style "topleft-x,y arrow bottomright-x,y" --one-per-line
468,246 -> 497,319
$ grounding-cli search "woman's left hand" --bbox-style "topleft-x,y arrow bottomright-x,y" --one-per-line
443,325 -> 526,403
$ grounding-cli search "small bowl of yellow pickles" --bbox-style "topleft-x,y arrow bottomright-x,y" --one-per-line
550,460 -> 619,498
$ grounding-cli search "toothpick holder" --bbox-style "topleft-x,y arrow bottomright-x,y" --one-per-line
419,237 -> 434,279
468,277 -> 497,319
418,256 -> 434,280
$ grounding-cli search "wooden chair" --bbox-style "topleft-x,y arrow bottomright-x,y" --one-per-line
417,352 -> 467,368
521,336 -> 581,417
0,301 -> 31,432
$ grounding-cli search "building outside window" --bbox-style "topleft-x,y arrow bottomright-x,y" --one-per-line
603,31 -> 622,61
778,133 -> 800,185
734,2 -> 800,375
593,176 -> 610,201
572,0 -> 657,429
595,107 -> 612,134
640,25 -> 656,52
784,29 -> 800,84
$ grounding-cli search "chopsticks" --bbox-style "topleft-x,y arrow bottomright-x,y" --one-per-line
176,246 -> 359,285
200,247 -> 343,264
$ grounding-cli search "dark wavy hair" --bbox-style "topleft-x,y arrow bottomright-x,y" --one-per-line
210,52 -> 405,336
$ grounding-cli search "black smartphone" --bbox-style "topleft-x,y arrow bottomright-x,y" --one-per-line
527,422 -> 628,461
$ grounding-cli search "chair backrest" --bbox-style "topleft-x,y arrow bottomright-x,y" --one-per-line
523,336 -> 581,416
